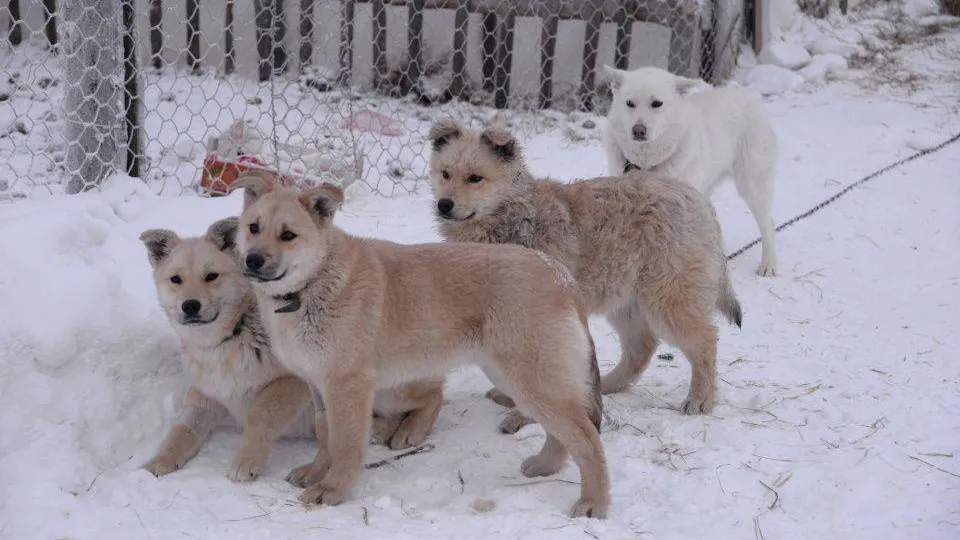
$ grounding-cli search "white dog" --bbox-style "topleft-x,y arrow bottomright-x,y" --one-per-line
602,66 -> 779,276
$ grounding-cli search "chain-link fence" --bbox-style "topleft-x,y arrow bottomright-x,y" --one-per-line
1,0 -> 746,200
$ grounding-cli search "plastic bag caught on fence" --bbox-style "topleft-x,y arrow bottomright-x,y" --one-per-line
200,119 -> 360,196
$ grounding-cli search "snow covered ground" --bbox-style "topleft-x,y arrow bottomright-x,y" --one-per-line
2,5 -> 960,540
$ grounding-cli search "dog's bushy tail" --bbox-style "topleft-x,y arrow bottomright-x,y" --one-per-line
717,265 -> 743,328
585,330 -> 603,433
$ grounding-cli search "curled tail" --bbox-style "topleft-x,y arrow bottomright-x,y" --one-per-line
586,329 -> 603,433
718,265 -> 743,328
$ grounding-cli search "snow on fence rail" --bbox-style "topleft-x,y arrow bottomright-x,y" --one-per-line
1,0 -> 746,199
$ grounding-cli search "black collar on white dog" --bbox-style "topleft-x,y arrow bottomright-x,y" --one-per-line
273,291 -> 302,313
623,161 -> 643,174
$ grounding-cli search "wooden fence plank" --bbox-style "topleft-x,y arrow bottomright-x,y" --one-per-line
407,0 -> 425,95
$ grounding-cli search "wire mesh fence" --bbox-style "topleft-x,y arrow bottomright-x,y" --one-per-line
1,0 -> 746,200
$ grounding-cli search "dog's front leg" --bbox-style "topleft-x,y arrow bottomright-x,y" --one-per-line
143,387 -> 227,476
298,367 -> 376,506
230,375 -> 312,482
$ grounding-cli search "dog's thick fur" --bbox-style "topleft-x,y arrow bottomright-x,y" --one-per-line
232,178 -> 610,518
602,65 -> 779,276
139,223 -> 443,481
428,119 -> 742,425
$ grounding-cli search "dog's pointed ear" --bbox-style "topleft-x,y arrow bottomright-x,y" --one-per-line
139,229 -> 180,268
603,65 -> 628,91
231,170 -> 277,210
675,75 -> 703,95
428,118 -> 463,152
205,217 -> 240,252
299,183 -> 344,222
480,128 -> 517,162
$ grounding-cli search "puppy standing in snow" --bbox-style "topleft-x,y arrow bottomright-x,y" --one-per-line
602,66 -> 780,276
232,177 -> 610,518
139,219 -> 443,481
428,119 -> 742,423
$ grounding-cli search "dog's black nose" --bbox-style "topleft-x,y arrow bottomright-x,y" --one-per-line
181,299 -> 201,316
632,124 -> 647,141
245,253 -> 265,271
437,198 -> 455,215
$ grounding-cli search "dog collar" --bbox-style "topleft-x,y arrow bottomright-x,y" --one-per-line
273,291 -> 302,313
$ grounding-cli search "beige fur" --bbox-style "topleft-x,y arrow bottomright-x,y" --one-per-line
427,119 -> 743,423
231,176 -> 609,518
139,223 -> 443,481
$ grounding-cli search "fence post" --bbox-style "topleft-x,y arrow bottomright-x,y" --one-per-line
372,0 -> 387,85
8,0 -> 23,45
450,0 -> 469,99
538,10 -> 559,109
149,0 -> 163,69
186,0 -> 201,72
338,0 -> 355,85
62,0 -> 122,194
493,10 -> 515,109
615,0 -> 635,70
407,0 -> 425,96
225,0 -> 236,74
579,10 -> 603,111
299,0 -> 315,73
43,0 -> 59,50
481,12 -> 497,92
255,0 -> 272,80
122,0 -> 142,178
273,0 -> 288,74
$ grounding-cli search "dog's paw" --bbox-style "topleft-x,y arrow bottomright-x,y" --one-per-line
499,409 -> 534,434
228,458 -> 265,482
521,453 -> 564,478
298,481 -> 349,506
756,261 -> 777,277
370,416 -> 403,446
569,496 -> 609,519
142,455 -> 182,477
389,417 -> 431,451
285,460 -> 329,488
485,387 -> 516,408
680,393 -> 715,415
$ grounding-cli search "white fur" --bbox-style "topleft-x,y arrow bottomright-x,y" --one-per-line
602,65 -> 780,276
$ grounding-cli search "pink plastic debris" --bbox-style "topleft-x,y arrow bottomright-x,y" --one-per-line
339,109 -> 405,137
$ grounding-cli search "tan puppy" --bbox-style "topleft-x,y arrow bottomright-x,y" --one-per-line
428,119 -> 742,422
231,178 -> 610,518
140,222 -> 443,481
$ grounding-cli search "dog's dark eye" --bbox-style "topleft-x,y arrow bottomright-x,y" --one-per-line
170,275 -> 182,285
467,174 -> 483,184
651,100 -> 663,109
280,231 -> 297,242
625,100 -> 635,108
204,273 -> 219,282
441,170 -> 450,180
249,222 -> 260,234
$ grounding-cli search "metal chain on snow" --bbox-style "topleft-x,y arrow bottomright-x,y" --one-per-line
726,131 -> 960,262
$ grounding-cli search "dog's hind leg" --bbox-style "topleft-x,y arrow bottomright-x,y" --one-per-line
599,300 -> 659,394
659,301 -> 719,415
386,384 -> 444,450
734,141 -> 778,276
230,375 -> 312,482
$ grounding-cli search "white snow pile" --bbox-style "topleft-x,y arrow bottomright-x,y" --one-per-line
735,0 -> 956,95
